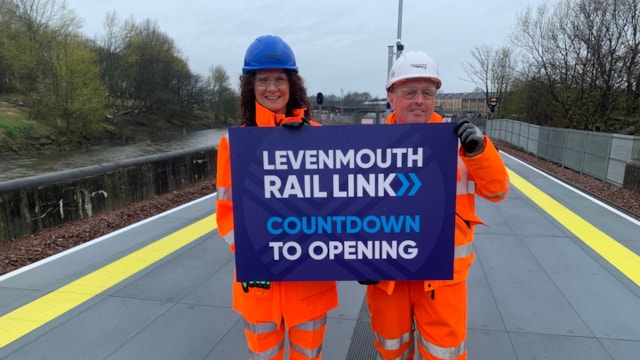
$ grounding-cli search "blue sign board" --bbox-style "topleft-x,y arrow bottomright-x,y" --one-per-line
229,123 -> 458,281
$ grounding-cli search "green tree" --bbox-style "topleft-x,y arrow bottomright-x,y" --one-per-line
47,37 -> 106,140
120,18 -> 196,115
0,0 -> 110,142
2,0 -> 81,94
205,65 -> 237,124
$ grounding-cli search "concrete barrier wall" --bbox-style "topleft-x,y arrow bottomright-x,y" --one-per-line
0,145 -> 216,243
624,160 -> 640,193
485,119 -> 640,188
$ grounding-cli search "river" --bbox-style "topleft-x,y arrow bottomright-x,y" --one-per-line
0,128 -> 228,182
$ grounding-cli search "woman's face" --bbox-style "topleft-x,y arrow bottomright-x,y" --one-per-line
254,69 -> 289,114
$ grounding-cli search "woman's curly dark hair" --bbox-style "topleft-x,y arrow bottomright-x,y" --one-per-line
239,70 -> 310,126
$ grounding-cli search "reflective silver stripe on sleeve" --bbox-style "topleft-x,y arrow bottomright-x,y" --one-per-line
454,243 -> 473,258
418,334 -> 465,359
373,329 -> 413,351
292,316 -> 327,331
290,342 -> 322,359
218,186 -> 232,201
249,341 -> 283,360
223,230 -> 235,247
456,158 -> 475,195
243,319 -> 278,334
456,180 -> 475,195
483,189 -> 507,200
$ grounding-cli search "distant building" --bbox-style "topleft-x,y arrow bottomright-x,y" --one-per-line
436,92 -> 496,115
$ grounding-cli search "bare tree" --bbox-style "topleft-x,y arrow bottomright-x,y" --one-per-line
512,0 -> 640,131
491,47 -> 517,110
463,44 -> 493,95
96,10 -> 127,111
341,91 -> 372,107
463,43 -> 516,114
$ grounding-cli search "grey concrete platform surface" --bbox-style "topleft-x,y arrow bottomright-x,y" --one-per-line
1,152 -> 639,360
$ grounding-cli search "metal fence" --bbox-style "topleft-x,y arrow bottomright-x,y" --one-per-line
485,119 -> 640,186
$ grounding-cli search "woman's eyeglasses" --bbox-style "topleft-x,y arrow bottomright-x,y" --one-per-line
255,76 -> 288,88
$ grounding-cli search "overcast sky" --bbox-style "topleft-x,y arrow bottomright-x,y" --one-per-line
65,0 -> 557,98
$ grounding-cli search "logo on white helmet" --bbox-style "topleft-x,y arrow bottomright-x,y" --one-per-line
410,64 -> 429,70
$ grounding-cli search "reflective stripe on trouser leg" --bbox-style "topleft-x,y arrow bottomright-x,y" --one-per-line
417,335 -> 465,360
289,316 -> 328,359
367,281 -> 417,359
243,319 -> 285,360
372,330 -> 414,360
413,281 -> 467,360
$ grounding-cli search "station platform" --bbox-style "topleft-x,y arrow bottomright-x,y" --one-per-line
1,153 -> 639,359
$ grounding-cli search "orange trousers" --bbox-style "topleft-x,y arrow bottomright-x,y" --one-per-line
243,314 -> 327,360
366,281 -> 468,360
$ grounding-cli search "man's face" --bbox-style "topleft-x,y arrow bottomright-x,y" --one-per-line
387,78 -> 438,124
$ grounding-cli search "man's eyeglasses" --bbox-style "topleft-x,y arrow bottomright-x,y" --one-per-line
255,76 -> 288,88
394,86 -> 437,100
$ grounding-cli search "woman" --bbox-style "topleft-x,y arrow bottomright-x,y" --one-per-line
215,35 -> 338,360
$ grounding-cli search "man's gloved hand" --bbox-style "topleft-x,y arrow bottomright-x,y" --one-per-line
241,281 -> 271,293
454,119 -> 484,155
357,280 -> 379,285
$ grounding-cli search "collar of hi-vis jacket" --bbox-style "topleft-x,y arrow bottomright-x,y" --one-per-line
255,101 -> 306,127
385,111 -> 443,124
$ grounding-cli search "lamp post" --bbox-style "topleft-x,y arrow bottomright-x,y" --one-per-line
387,0 -> 404,75
396,0 -> 403,58
386,0 -> 404,118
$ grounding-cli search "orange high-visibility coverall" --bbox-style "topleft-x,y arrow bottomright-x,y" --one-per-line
216,102 -> 338,360
366,112 -> 509,360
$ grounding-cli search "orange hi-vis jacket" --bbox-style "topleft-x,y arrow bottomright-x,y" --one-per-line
379,112 -> 509,294
215,102 -> 338,326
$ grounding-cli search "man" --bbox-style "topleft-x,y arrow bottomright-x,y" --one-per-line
363,51 -> 509,359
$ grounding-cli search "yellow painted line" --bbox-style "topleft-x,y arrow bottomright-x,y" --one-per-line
0,214 -> 217,348
508,169 -> 640,287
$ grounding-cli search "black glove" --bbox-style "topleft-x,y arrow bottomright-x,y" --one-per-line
241,281 -> 271,293
358,280 -> 379,285
454,120 -> 484,155
281,117 -> 309,128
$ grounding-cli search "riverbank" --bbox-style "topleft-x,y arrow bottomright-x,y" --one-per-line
0,100 -> 222,157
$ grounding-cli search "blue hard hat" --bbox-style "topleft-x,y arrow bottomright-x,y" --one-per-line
242,35 -> 298,74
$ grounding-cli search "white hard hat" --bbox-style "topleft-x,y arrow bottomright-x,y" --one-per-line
386,51 -> 441,90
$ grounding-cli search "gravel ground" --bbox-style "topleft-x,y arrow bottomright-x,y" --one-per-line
1,143 -> 638,276
0,180 -> 216,275
494,140 -> 640,217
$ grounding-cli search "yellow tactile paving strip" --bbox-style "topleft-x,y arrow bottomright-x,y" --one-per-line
0,214 -> 217,348
508,169 -> 640,287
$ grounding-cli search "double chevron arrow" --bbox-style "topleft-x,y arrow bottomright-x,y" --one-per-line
394,173 -> 421,196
